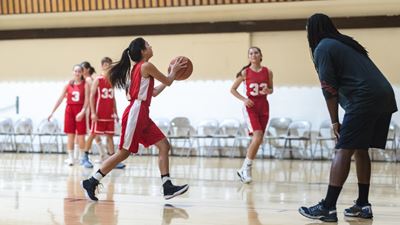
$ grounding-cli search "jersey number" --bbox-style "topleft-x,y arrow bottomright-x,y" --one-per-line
71,91 -> 80,102
249,83 -> 267,96
101,88 -> 114,99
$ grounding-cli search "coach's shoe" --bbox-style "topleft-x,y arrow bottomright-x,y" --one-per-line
237,166 -> 252,184
80,154 -> 94,168
81,177 -> 100,201
163,181 -> 189,200
344,201 -> 373,219
299,200 -> 338,222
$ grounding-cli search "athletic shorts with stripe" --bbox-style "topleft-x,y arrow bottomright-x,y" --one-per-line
91,120 -> 115,135
243,98 -> 269,135
64,104 -> 87,135
119,100 -> 165,153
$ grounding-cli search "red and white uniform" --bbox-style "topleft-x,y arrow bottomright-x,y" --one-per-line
119,62 -> 165,153
64,80 -> 86,135
242,66 -> 270,135
91,75 -> 115,135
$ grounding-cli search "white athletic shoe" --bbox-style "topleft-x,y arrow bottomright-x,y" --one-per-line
64,158 -> 74,166
237,166 -> 252,184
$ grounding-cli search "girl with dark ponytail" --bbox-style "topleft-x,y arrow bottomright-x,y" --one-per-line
82,37 -> 189,201
230,46 -> 274,184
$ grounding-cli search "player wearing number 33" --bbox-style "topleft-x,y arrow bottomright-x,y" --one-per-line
230,46 -> 273,184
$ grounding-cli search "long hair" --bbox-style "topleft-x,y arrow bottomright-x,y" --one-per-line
109,37 -> 146,89
236,46 -> 262,78
81,61 -> 96,75
307,13 -> 368,58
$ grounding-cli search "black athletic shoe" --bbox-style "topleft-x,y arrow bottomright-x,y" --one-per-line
163,182 -> 189,200
299,199 -> 338,222
81,177 -> 100,201
344,201 -> 373,219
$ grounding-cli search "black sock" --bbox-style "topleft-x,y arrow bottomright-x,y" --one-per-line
324,185 -> 342,208
161,173 -> 170,179
356,183 -> 370,206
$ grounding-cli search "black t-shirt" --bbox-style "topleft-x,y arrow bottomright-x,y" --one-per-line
314,38 -> 397,114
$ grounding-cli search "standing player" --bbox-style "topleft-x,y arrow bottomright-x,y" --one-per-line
48,64 -> 89,166
81,37 -> 189,200
84,57 -> 125,169
298,13 -> 397,222
230,47 -> 273,183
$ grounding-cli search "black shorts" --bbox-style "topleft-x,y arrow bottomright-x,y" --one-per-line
336,112 -> 392,150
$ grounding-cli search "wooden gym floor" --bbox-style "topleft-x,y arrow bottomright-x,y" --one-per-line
0,153 -> 398,225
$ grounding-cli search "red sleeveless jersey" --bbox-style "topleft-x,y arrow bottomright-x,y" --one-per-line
95,75 -> 115,121
128,61 -> 154,106
244,66 -> 270,99
66,80 -> 85,105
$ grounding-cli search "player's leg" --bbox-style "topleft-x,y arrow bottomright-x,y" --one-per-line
154,137 -> 189,200
106,134 -> 126,169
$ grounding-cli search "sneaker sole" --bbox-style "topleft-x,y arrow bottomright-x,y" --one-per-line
80,181 -> 98,202
236,171 -> 251,184
164,185 -> 189,200
298,208 -> 338,222
344,212 -> 373,219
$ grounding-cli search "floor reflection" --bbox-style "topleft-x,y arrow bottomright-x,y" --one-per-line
162,204 -> 189,225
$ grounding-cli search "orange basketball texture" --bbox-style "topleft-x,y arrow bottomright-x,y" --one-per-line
168,56 -> 193,80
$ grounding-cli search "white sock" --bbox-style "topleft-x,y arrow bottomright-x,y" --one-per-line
74,148 -> 80,160
161,176 -> 171,185
242,157 -> 253,169
68,151 -> 74,161
93,170 -> 104,181
95,142 -> 106,156
80,149 -> 86,160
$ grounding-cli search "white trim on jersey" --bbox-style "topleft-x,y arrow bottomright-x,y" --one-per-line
96,87 -> 101,114
123,100 -> 141,150
137,76 -> 150,101
242,106 -> 254,134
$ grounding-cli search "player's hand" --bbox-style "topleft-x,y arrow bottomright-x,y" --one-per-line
47,113 -> 53,121
332,122 -> 341,142
244,98 -> 254,108
112,113 -> 119,122
260,87 -> 272,95
91,113 -> 98,122
170,57 -> 187,74
76,112 -> 84,122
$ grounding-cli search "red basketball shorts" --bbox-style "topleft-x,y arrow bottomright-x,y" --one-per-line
91,120 -> 114,135
64,104 -> 87,135
243,99 -> 269,135
119,100 -> 165,153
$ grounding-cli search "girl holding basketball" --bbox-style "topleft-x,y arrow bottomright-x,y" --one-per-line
48,64 -> 90,166
82,37 -> 189,201
230,47 -> 273,183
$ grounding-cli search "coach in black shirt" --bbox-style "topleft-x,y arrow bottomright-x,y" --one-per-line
299,13 -> 397,222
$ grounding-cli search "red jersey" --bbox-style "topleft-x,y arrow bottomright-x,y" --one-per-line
128,61 -> 154,106
244,66 -> 270,99
94,75 -> 115,121
66,80 -> 85,105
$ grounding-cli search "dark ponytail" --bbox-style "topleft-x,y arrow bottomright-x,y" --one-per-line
109,37 -> 146,89
236,63 -> 251,78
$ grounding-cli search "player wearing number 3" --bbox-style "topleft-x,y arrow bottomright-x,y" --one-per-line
231,47 -> 273,184
48,64 -> 89,166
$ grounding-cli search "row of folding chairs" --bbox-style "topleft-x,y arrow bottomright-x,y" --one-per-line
0,117 -> 64,153
1,116 -> 398,161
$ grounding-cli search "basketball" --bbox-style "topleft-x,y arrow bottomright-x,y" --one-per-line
168,56 -> 193,80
